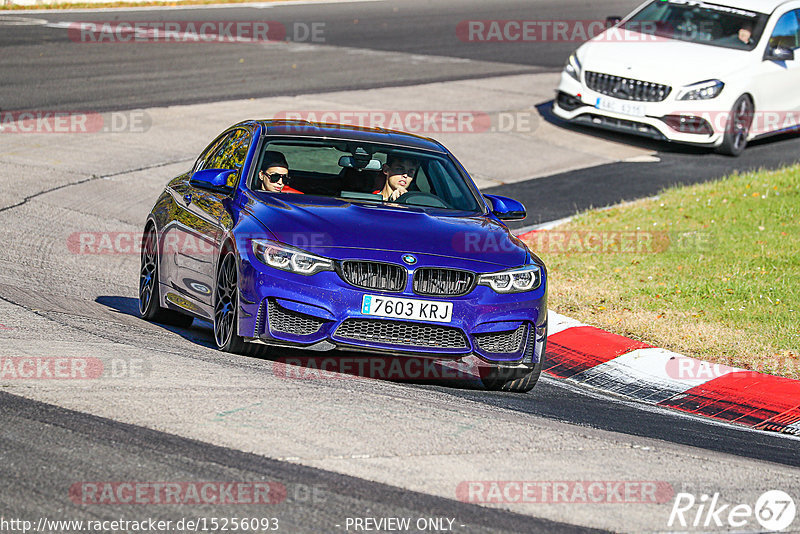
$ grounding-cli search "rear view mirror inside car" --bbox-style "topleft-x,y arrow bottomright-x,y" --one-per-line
339,155 -> 383,170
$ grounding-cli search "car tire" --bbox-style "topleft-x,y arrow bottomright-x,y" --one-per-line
716,94 -> 753,157
139,225 -> 194,328
213,251 -> 250,354
480,337 -> 545,393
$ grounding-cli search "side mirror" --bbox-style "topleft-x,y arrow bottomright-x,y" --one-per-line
484,194 -> 526,221
765,46 -> 795,62
605,16 -> 622,28
189,168 -> 235,193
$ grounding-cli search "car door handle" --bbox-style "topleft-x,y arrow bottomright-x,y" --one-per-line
183,193 -> 192,205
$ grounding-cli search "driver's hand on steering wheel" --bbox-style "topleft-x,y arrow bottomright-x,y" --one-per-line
388,186 -> 408,201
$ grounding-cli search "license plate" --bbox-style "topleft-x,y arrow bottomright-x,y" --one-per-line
595,96 -> 646,117
361,295 -> 453,323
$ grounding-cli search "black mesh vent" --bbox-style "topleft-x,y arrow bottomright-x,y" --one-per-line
255,299 -> 266,336
334,319 -> 468,349
474,325 -> 527,354
268,299 -> 327,336
413,268 -> 475,297
339,261 -> 406,292
524,326 -> 537,363
585,71 -> 671,102
557,91 -> 584,112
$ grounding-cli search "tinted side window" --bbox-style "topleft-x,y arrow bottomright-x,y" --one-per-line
205,129 -> 252,187
769,10 -> 800,49
194,133 -> 230,173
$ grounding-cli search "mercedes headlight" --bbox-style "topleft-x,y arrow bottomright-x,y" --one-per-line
252,239 -> 333,276
478,265 -> 542,294
677,79 -> 724,100
564,52 -> 582,82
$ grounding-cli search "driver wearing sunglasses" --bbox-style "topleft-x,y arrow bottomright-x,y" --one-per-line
259,151 -> 303,194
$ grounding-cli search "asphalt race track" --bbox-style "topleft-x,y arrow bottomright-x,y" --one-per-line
2,1 -> 800,532
4,0 -> 800,217
1,0 -> 644,111
2,392 -> 594,534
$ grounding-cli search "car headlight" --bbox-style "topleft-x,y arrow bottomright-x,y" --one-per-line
677,79 -> 724,100
564,52 -> 582,82
478,265 -> 542,294
252,239 -> 333,276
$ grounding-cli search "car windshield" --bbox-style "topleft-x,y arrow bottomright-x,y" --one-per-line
624,0 -> 767,50
252,138 -> 483,213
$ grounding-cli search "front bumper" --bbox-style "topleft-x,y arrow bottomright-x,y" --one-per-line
237,248 -> 547,367
553,71 -> 729,147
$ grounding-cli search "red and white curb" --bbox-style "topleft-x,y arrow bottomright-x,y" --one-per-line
544,311 -> 800,436
512,225 -> 800,436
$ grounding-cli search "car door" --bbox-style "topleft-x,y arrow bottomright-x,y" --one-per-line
160,132 -> 228,314
166,128 -> 253,314
752,8 -> 800,132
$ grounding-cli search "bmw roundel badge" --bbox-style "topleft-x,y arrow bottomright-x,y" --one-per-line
402,254 -> 417,265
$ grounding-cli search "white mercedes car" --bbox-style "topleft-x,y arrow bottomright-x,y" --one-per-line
553,0 -> 800,155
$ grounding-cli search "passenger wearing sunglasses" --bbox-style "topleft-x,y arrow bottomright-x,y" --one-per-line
259,151 -> 303,194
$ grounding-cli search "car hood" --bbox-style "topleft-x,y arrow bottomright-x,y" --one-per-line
247,194 -> 529,268
579,37 -> 749,88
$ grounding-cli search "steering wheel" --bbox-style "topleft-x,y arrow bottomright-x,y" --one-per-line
393,191 -> 451,208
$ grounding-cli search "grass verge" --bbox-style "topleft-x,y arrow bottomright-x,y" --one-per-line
521,164 -> 799,379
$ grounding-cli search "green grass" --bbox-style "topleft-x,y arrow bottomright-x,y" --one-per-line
523,164 -> 800,378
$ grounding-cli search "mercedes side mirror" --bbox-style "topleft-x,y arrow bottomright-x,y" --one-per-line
765,46 -> 795,62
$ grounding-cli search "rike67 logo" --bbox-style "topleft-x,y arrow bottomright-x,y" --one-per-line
669,490 -> 796,531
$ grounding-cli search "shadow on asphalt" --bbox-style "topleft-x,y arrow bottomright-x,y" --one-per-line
94,295 -> 799,466
95,295 -> 489,390
96,295 -> 216,349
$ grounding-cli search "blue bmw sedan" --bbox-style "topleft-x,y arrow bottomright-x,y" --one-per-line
139,120 -> 547,392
